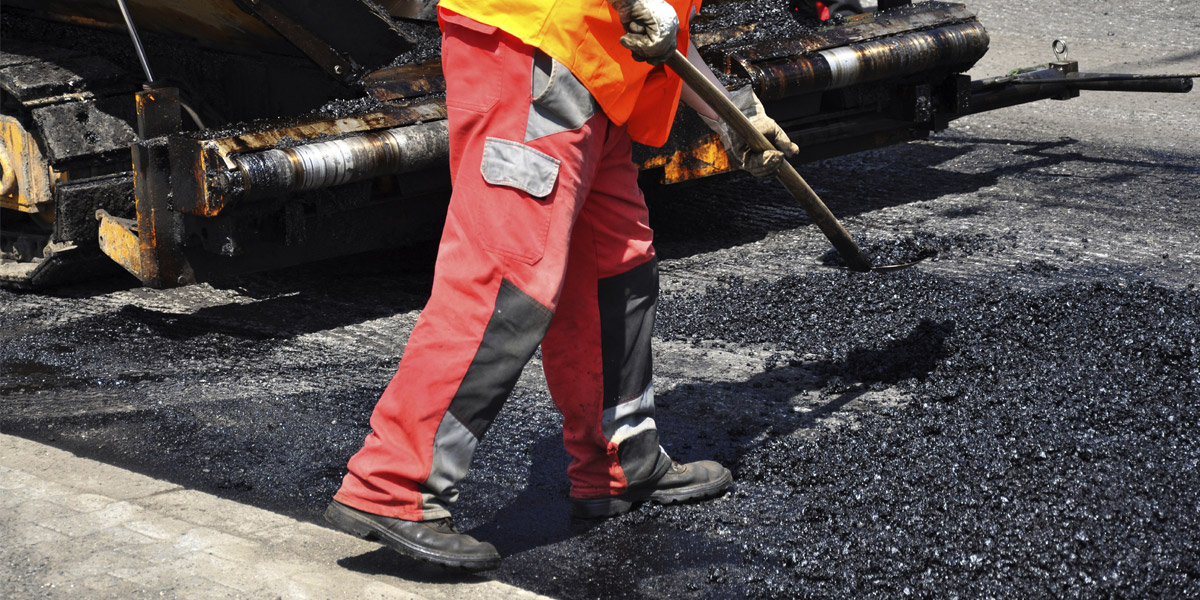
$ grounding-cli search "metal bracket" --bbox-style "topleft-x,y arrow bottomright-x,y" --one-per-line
96,209 -> 142,276
1049,60 -> 1081,101
97,87 -> 195,288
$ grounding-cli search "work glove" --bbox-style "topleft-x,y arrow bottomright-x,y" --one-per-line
607,0 -> 681,66
699,86 -> 800,178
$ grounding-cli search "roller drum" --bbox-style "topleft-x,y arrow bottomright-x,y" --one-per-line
233,120 -> 449,201
742,20 -> 991,100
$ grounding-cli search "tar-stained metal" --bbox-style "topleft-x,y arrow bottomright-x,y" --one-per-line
744,20 -> 990,100
0,54 -> 130,106
53,173 -> 135,243
233,121 -> 450,201
30,100 -> 139,164
363,62 -> 446,102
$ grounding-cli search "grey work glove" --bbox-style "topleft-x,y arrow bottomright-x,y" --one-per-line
699,86 -> 800,178
608,0 -> 681,66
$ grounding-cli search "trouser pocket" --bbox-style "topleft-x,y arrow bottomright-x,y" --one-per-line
473,137 -> 561,264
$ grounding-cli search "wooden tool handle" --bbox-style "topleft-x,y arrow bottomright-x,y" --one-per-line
665,50 -> 874,272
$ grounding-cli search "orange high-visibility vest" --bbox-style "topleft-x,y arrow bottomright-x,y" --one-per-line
437,0 -> 698,147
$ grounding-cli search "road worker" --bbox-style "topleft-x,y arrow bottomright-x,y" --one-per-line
325,0 -> 798,571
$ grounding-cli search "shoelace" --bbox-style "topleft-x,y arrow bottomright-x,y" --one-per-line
427,517 -> 459,534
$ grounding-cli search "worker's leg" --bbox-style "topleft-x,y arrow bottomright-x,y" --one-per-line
541,120 -> 732,518
332,15 -> 613,523
540,120 -> 671,499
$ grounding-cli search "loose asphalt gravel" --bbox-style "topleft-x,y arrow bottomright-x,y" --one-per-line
2,0 -> 1199,598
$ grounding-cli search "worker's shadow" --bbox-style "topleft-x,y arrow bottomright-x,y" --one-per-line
456,432 -> 742,573
333,321 -> 951,580
456,433 -> 593,556
653,318 -> 955,471
477,320 -> 954,559
335,548 -> 496,584
334,432 -> 688,578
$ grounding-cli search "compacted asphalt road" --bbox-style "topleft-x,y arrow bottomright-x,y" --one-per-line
2,1 -> 1198,597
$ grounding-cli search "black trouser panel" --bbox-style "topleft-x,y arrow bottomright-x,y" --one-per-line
448,278 -> 554,440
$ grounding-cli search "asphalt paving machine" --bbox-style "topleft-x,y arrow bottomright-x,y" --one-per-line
0,0 -> 1193,287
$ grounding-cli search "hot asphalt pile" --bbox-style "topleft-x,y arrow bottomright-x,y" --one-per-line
1,220 -> 1198,599
3,223 -> 1199,600
649,250 -> 1200,597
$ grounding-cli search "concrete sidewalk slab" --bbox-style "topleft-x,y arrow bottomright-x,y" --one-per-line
0,433 -> 550,599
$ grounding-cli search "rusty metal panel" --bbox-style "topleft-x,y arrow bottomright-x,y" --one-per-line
134,88 -> 182,139
95,210 -> 142,276
134,88 -> 193,287
95,88 -> 194,287
0,115 -> 55,217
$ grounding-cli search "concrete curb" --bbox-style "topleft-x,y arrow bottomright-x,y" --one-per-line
0,433 -> 550,599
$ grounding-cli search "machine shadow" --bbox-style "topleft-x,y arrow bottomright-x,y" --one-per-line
117,244 -> 440,341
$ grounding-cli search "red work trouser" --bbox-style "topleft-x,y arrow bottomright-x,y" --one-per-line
334,12 -> 672,521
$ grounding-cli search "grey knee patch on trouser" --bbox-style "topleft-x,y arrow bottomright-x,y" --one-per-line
420,279 -> 554,519
525,50 -> 599,142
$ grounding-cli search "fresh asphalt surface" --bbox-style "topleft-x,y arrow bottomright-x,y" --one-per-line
2,1 -> 1199,597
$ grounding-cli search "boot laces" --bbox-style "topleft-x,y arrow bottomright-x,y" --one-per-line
427,517 -> 460,534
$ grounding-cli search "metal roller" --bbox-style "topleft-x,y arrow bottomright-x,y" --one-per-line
738,20 -> 991,100
232,120 -> 449,201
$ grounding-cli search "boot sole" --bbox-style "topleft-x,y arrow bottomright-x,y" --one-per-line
569,467 -> 733,519
324,502 -> 500,572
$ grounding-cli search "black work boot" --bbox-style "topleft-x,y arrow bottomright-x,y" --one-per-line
569,460 -> 733,519
325,500 -> 501,571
